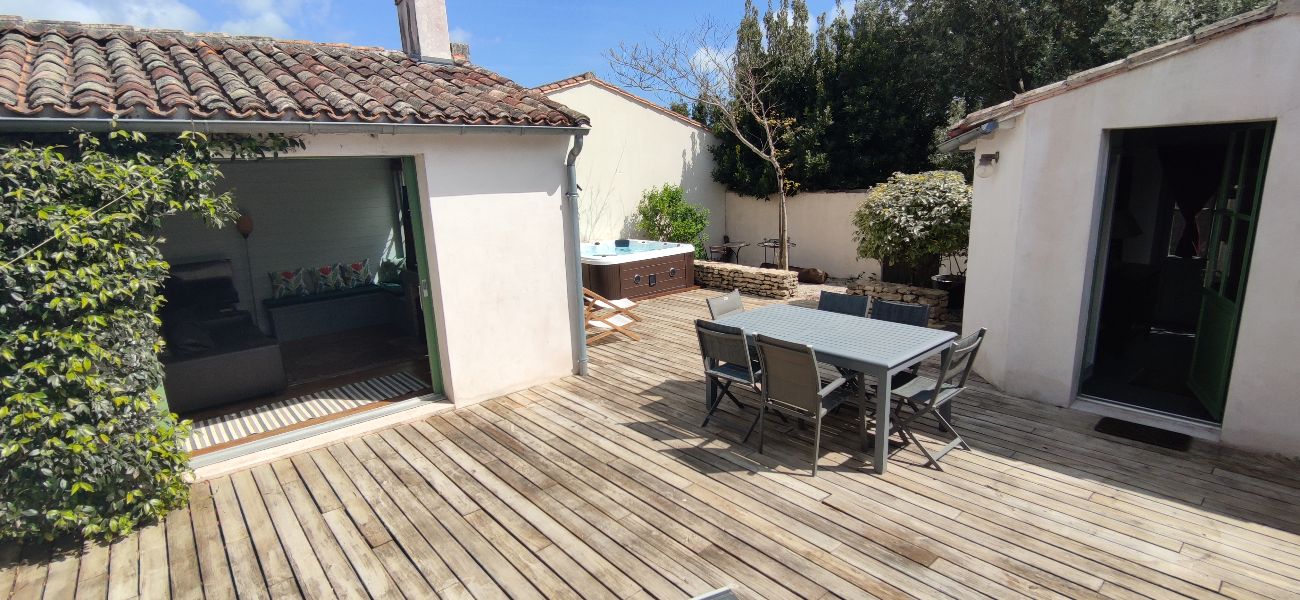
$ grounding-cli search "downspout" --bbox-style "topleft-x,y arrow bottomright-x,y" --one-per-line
566,133 -> 589,376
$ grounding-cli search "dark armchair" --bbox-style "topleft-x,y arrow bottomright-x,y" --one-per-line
161,260 -> 286,414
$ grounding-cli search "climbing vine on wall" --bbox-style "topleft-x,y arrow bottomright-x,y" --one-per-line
0,129 -> 300,541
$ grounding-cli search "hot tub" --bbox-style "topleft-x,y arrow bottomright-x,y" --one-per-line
581,239 -> 695,300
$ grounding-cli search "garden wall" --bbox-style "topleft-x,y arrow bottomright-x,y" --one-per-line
724,190 -> 878,279
543,81 -> 726,244
694,261 -> 799,299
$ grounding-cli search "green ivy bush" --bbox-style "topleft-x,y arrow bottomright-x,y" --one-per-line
853,170 -> 972,271
634,184 -> 710,257
0,130 -> 296,542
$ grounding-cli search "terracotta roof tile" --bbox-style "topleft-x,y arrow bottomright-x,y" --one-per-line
0,16 -> 589,128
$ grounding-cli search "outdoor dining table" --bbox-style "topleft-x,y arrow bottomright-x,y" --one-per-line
714,303 -> 957,474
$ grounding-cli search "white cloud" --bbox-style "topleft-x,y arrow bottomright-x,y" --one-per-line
448,26 -> 471,43
217,0 -> 329,38
691,45 -> 733,74
218,12 -> 294,38
0,0 -> 205,30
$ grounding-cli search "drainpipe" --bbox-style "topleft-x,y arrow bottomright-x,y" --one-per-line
566,133 -> 589,376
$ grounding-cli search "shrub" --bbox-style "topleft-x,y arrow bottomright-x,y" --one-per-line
0,130 -> 295,542
853,170 -> 972,269
634,184 -> 710,256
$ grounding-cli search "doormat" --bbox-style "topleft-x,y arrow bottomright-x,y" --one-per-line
1093,417 -> 1191,452
184,371 -> 429,452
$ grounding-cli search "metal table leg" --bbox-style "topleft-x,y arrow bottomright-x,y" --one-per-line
873,366 -> 891,474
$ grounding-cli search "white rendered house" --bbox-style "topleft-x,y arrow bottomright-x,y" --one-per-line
943,2 -> 1300,457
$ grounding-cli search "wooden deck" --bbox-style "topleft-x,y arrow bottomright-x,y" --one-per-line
5,289 -> 1300,599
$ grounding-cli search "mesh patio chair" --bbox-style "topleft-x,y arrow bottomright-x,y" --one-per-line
706,289 -> 744,320
871,298 -> 931,327
816,291 -> 870,393
817,291 -> 869,317
696,319 -> 761,428
752,334 -> 848,476
869,297 -> 934,391
887,328 -> 986,470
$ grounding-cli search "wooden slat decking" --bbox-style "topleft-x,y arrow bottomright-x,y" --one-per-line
5,289 -> 1300,599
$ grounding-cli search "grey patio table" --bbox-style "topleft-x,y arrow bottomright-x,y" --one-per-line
714,304 -> 957,474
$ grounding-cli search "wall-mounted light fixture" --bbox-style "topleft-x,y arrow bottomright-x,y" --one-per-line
975,152 -> 1000,179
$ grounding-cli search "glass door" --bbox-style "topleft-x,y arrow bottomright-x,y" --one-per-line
1187,125 -> 1273,419
400,157 -> 444,395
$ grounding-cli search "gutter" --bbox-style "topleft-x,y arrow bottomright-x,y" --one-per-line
0,116 -> 588,136
937,119 -> 998,153
565,133 -> 589,376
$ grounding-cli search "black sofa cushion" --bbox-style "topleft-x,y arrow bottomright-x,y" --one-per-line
167,319 -> 215,355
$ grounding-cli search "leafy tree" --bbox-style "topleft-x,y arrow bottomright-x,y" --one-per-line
635,184 -> 711,257
929,98 -> 975,177
609,0 -> 805,268
808,0 -> 952,190
1095,0 -> 1272,58
0,129 -> 299,542
853,170 -> 972,275
927,0 -> 1112,107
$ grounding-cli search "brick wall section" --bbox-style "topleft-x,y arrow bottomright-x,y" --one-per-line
848,279 -> 954,328
694,261 -> 799,299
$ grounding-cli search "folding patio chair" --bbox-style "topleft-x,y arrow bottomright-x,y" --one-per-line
584,287 -> 642,321
816,291 -> 870,393
752,334 -> 848,476
871,298 -> 931,327
706,289 -> 744,319
695,319 -> 761,428
585,287 -> 640,343
817,291 -> 869,317
870,297 -> 934,391
886,328 -> 986,470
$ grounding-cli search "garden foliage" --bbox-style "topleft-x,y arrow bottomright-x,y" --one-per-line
0,129 -> 297,542
706,0 -> 1270,197
635,184 -> 710,256
853,171 -> 972,269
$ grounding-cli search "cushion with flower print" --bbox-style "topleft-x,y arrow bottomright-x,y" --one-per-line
341,258 -> 373,288
268,268 -> 310,299
315,263 -> 347,293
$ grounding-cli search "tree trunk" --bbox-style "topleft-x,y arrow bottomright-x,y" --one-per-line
777,187 -> 789,270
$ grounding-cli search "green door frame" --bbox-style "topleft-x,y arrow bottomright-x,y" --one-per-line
1187,124 -> 1274,419
400,156 -> 445,395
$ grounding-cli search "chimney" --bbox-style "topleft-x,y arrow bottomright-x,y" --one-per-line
394,0 -> 452,62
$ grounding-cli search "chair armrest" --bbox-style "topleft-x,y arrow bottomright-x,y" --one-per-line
818,377 -> 848,399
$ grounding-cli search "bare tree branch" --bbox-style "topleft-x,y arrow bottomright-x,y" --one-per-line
606,17 -> 798,268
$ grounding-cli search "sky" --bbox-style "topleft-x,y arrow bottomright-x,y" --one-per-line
0,0 -> 839,95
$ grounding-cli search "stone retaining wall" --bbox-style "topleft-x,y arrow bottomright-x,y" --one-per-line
848,279 -> 955,327
694,261 -> 799,299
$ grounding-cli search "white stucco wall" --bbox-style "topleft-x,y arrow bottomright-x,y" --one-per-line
287,131 -> 581,406
543,82 -> 726,244
962,13 -> 1300,456
723,191 -> 881,278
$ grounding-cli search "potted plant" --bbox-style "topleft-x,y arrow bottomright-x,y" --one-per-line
932,254 -> 968,311
852,170 -> 972,288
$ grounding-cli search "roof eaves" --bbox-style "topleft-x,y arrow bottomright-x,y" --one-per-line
945,2 -> 1285,138
536,72 -> 710,132
0,16 -> 590,129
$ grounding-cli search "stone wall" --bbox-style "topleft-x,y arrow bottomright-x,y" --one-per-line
848,278 -> 955,327
695,261 -> 799,299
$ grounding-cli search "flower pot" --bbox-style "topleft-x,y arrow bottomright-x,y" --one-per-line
881,256 -> 940,286
931,274 -> 966,311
